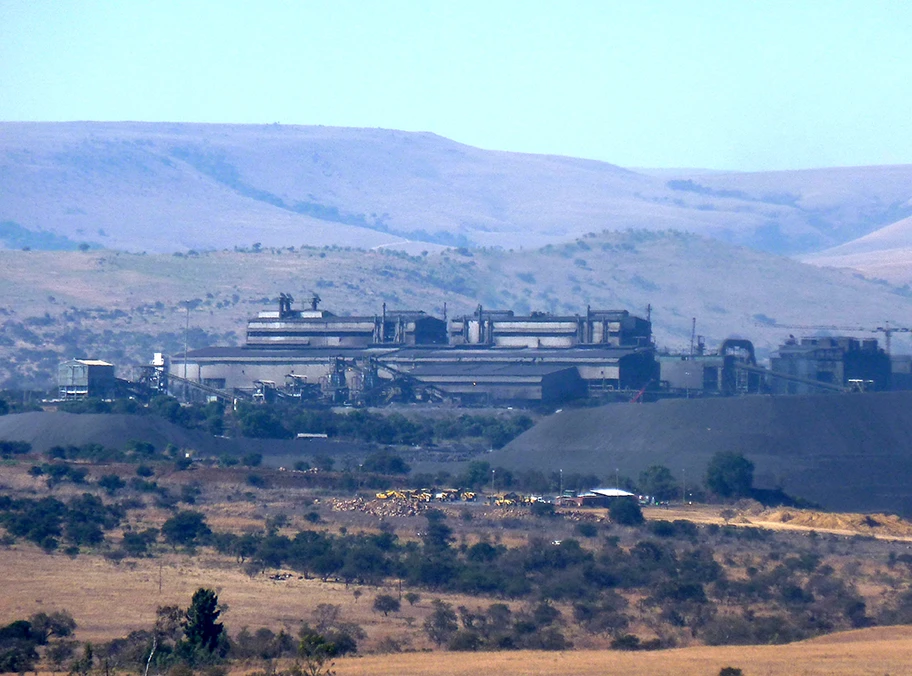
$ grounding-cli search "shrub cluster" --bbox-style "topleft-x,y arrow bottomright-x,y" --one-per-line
0,611 -> 76,672
0,494 -> 123,553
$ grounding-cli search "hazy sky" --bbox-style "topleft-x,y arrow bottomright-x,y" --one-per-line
2,0 -> 911,171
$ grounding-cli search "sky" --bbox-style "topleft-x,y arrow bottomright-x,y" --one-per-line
1,0 -> 911,171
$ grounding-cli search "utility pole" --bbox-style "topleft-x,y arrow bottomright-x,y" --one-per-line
682,469 -> 686,505
183,302 -> 190,380
690,318 -> 696,357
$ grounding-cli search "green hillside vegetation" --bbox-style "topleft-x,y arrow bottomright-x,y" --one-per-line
0,221 -> 94,252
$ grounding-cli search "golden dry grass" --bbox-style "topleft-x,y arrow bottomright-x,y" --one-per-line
6,542 -> 912,676
334,626 -> 912,676
0,545 -> 511,652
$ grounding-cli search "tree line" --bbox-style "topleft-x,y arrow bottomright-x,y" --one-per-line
55,395 -> 534,448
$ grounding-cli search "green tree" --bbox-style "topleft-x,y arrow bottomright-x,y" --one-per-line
459,461 -> 492,490
361,451 -> 410,475
609,498 -> 644,526
421,510 -> 452,553
297,625 -> 337,676
97,474 -> 125,496
182,588 -> 225,656
705,451 -> 754,498
161,511 -> 211,547
69,642 -> 93,676
638,465 -> 679,501
237,408 -> 290,439
0,620 -> 40,673
28,610 -> 76,643
423,599 -> 458,647
312,455 -> 335,472
242,453 -> 263,468
371,594 -> 401,617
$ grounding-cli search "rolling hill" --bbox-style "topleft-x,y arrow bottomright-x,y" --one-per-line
2,229 -> 912,387
3,122 -> 912,255
802,214 -> 912,285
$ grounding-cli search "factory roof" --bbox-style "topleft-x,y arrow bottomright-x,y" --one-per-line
453,309 -> 643,321
386,346 -> 644,360
408,363 -> 578,377
590,488 -> 636,498
179,344 -> 648,361
66,358 -> 114,367
181,346 -> 393,360
250,309 -> 438,322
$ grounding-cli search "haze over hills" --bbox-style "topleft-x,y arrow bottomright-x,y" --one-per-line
3,122 -> 912,255
802,215 -> 912,286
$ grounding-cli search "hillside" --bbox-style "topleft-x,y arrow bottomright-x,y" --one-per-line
659,164 -> 912,248
490,391 -> 912,514
802,214 -> 912,285
3,122 -> 912,255
3,229 -> 912,386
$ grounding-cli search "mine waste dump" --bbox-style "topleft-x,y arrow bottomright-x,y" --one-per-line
491,391 -> 912,515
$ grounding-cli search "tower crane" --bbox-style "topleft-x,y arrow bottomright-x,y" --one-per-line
761,322 -> 911,355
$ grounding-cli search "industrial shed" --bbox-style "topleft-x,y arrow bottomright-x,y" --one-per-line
58,359 -> 116,399
384,346 -> 658,395
171,346 -> 392,391
406,362 -> 586,404
559,487 -> 636,508
246,296 -> 447,348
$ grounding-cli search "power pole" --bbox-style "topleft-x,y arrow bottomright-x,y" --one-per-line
690,318 -> 696,357
183,302 -> 190,380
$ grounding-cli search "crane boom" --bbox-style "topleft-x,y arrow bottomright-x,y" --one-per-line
759,321 -> 911,354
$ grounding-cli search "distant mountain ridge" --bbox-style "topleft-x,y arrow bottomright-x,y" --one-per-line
3,122 -> 912,255
801,215 -> 912,285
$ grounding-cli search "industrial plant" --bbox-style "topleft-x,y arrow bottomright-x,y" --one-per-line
58,293 -> 904,407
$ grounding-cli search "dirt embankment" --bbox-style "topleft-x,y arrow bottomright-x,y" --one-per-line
0,411 -> 364,459
645,501 -> 912,541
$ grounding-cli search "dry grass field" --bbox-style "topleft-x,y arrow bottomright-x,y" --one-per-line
333,626 -> 912,676
0,543 -> 515,652
6,538 -> 911,676
7,458 -> 912,675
